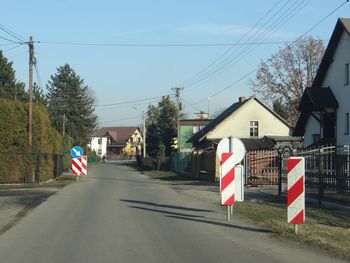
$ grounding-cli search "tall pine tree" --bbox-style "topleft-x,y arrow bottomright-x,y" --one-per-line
0,50 -> 26,100
47,64 -> 97,146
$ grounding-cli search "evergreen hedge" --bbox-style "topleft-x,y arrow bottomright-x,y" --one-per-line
0,99 -> 63,183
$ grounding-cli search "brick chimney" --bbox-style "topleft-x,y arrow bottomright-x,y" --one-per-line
239,96 -> 246,103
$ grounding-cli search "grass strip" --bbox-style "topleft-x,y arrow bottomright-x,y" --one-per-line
235,200 -> 350,259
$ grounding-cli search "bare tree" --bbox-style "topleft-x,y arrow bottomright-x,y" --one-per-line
250,36 -> 325,125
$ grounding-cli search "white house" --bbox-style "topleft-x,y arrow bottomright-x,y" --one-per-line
294,18 -> 350,147
89,136 -> 108,158
190,96 -> 293,149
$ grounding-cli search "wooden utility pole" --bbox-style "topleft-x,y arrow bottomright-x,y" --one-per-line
28,36 -> 34,152
62,114 -> 66,137
143,111 -> 146,157
172,87 -> 183,152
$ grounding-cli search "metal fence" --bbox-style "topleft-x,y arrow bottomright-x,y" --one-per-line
0,153 -> 64,184
171,152 -> 193,175
296,145 -> 350,204
246,145 -> 350,204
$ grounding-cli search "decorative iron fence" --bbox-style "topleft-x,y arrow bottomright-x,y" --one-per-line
296,145 -> 350,204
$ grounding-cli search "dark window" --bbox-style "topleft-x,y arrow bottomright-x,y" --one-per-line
312,134 -> 321,143
345,113 -> 349,135
345,63 -> 349,85
250,121 -> 259,137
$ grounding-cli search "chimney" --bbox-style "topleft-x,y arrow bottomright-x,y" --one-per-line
239,96 -> 246,103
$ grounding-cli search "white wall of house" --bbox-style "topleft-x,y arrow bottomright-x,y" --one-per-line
90,137 -> 108,157
304,113 -> 321,146
320,31 -> 350,146
206,98 -> 292,140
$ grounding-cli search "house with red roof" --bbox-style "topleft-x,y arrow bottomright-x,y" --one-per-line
90,126 -> 143,157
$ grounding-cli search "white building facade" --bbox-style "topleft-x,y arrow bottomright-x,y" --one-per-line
89,137 -> 108,158
294,18 -> 350,147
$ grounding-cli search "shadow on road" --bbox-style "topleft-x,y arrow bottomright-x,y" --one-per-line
127,206 -> 205,218
167,215 -> 271,233
120,199 -> 213,212
87,176 -> 157,184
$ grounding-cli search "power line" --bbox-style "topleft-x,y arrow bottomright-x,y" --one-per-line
99,115 -> 140,124
188,0 -> 349,107
37,39 -> 320,47
0,35 -> 21,44
95,95 -> 173,107
178,0 -> 287,87
3,43 -> 25,52
183,0 -> 310,90
95,98 -> 162,111
0,23 -> 26,43
182,97 -> 203,112
34,60 -> 43,89
0,43 -> 17,47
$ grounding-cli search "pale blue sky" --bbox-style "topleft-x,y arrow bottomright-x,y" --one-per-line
1,0 -> 349,127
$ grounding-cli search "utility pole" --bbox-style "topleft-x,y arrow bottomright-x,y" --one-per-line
28,36 -> 34,152
62,114 -> 66,137
143,111 -> 146,157
172,87 -> 183,152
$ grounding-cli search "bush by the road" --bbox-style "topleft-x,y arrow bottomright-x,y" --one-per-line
0,99 -> 63,183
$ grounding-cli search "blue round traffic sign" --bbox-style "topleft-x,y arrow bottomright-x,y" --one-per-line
71,146 -> 83,158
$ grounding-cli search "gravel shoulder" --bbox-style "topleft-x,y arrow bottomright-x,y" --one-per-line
0,175 -> 75,235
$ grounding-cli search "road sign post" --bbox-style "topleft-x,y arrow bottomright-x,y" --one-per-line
287,157 -> 305,234
217,137 -> 246,221
71,146 -> 83,159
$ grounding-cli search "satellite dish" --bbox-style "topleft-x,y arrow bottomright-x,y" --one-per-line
217,137 -> 246,165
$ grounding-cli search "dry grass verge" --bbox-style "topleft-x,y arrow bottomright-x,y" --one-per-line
235,200 -> 350,260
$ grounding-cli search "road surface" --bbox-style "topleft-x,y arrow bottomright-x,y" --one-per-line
0,162 -> 345,262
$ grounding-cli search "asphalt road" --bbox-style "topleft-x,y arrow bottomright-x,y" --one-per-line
0,162 -> 345,263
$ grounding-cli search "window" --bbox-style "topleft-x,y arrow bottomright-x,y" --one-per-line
312,134 -> 321,143
345,63 -> 349,85
98,149 -> 102,155
345,113 -> 349,135
250,121 -> 259,137
98,138 -> 102,144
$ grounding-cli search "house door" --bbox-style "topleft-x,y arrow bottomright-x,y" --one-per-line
322,112 -> 336,141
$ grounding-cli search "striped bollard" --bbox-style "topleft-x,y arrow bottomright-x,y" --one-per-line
80,156 -> 87,179
221,153 -> 235,221
287,157 -> 305,234
72,158 -> 82,182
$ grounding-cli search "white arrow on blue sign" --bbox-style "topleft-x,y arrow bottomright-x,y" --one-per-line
71,146 -> 83,158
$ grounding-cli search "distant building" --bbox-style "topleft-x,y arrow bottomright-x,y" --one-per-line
179,116 -> 211,152
91,127 -> 143,157
89,136 -> 108,158
189,96 -> 294,150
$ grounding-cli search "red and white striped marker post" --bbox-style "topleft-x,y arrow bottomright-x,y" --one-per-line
72,158 -> 82,182
80,156 -> 87,179
287,157 -> 305,234
221,153 -> 235,221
